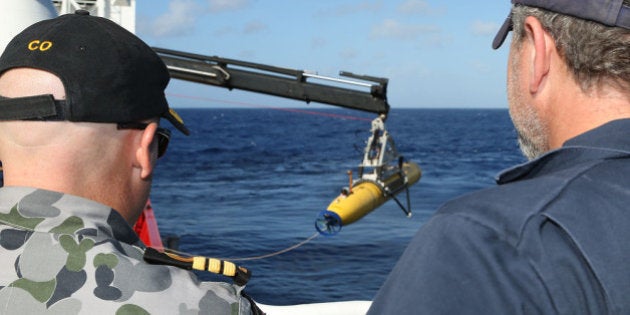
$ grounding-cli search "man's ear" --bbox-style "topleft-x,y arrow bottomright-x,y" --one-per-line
136,122 -> 158,179
524,16 -> 555,94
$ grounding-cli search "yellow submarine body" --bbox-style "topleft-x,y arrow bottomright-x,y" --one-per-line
316,161 -> 421,235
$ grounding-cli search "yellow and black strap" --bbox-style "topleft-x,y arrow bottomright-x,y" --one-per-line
143,247 -> 251,286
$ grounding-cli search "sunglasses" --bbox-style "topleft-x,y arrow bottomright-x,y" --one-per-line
117,122 -> 171,158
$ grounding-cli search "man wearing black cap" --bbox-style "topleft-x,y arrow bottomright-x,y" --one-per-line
369,1 -> 630,314
0,11 -> 259,314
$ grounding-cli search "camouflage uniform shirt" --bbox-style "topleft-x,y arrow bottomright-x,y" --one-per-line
0,186 -> 254,314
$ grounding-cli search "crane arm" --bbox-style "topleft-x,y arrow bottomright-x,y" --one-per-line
153,47 -> 390,114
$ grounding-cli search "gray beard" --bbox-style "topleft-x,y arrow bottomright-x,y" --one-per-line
516,124 -> 548,160
507,54 -> 550,161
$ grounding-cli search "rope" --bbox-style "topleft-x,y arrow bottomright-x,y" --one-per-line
221,232 -> 320,261
167,93 -> 372,122
164,232 -> 320,262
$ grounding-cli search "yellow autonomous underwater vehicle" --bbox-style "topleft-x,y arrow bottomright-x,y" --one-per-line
316,114 -> 422,235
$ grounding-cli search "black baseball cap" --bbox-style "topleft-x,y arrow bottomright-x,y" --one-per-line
493,0 -> 630,49
0,10 -> 189,135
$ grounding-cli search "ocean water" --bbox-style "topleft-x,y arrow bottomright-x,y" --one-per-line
150,108 -> 526,305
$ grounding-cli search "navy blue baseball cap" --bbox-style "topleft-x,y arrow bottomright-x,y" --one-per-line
0,10 -> 190,135
493,0 -> 630,49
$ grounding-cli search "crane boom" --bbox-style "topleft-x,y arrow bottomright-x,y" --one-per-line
153,47 -> 390,114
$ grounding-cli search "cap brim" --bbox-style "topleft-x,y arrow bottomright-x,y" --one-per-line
492,13 -> 513,50
163,108 -> 190,135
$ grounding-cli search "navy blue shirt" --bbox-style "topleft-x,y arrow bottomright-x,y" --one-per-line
368,119 -> 630,314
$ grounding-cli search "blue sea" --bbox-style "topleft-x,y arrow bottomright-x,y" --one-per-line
150,108 -> 525,306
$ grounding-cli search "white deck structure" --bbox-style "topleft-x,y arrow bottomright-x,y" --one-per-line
52,0 -> 136,32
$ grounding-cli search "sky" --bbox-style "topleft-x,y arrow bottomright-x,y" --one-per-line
135,0 -> 513,109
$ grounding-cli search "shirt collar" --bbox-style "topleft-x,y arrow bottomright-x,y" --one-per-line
496,119 -> 630,184
0,186 -> 140,245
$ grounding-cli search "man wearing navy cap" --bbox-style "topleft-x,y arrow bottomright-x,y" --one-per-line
369,1 -> 630,314
0,10 -> 260,314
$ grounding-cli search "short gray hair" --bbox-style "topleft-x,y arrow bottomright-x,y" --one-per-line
511,2 -> 630,93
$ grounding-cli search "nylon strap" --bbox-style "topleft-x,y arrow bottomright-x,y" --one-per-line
0,94 -> 66,121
